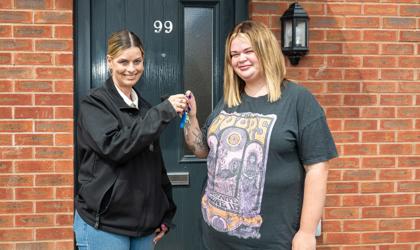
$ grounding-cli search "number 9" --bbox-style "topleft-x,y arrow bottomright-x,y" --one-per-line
164,21 -> 173,33
154,20 -> 162,33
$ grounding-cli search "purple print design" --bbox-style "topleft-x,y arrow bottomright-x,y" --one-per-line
202,111 -> 277,239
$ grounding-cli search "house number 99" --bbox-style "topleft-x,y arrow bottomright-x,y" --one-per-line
153,20 -> 173,34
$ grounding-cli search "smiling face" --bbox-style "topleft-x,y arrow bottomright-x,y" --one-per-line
229,34 -> 263,85
107,46 -> 144,92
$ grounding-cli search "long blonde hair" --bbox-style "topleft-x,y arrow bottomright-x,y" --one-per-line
107,30 -> 144,58
223,21 -> 286,107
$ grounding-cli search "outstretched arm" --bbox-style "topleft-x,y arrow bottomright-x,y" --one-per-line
183,91 -> 209,158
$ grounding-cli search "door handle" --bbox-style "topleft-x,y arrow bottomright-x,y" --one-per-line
167,172 -> 189,186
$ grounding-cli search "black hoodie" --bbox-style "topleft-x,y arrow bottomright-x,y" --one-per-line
75,77 -> 177,237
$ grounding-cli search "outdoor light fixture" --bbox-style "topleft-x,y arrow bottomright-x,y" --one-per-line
280,2 -> 309,66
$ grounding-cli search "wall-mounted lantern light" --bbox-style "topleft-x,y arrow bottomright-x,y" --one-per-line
280,2 -> 309,66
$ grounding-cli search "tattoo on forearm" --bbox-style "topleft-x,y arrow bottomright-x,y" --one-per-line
184,123 -> 208,154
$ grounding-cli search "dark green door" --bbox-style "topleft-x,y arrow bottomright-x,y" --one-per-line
75,0 -> 247,249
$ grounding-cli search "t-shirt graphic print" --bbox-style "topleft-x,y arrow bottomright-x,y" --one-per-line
201,110 -> 277,239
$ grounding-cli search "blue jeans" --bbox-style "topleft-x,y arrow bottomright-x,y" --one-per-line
74,211 -> 155,250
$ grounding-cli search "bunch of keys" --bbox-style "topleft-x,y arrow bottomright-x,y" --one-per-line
179,94 -> 192,128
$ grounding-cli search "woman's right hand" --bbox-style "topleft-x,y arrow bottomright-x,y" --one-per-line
167,94 -> 188,114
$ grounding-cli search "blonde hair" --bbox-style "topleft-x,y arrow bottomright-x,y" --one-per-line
107,30 -> 144,58
223,20 -> 286,107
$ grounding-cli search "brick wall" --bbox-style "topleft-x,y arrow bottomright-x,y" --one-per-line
0,0 -> 74,248
250,0 -> 419,249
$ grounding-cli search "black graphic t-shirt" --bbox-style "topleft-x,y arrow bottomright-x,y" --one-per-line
201,81 -> 338,250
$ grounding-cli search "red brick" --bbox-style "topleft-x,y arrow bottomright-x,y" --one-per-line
252,16 -> 270,27
0,134 -> 12,145
35,147 -> 73,159
54,25 -> 73,38
308,30 -> 324,41
0,11 -> 32,23
35,39 -> 72,51
16,214 -> 54,227
344,95 -> 377,106
344,69 -> 378,80
322,220 -> 341,232
327,4 -> 361,15
0,0 -> 12,8
311,16 -> 343,28
54,80 -> 73,92
293,55 -> 323,68
328,56 -> 361,68
325,233 -> 360,244
362,232 -> 395,244
0,80 -> 12,92
327,119 -> 342,131
15,0 -> 53,9
15,134 -> 53,146
327,82 -> 360,93
396,231 -> 420,243
329,157 -> 359,169
55,0 -> 73,10
326,30 -> 361,41
380,194 -> 413,206
0,201 -> 33,213
16,242 -> 55,250
0,121 -> 32,132
344,120 -> 377,130
398,131 -> 420,142
362,207 -> 394,218
384,18 -> 416,29
0,175 -> 33,187
0,67 -> 33,79
0,215 -> 13,227
36,67 -> 73,79
328,182 -> 359,194
381,95 -> 413,105
0,188 -> 13,199
0,229 -> 33,241
381,119 -> 413,130
343,220 -> 377,231
332,132 -> 358,143
36,201 -> 72,213
0,162 -> 13,173
0,147 -> 33,159
344,43 -> 379,55
15,107 -> 54,119
35,121 -> 72,132
0,53 -> 11,64
15,160 -> 54,173
55,134 -> 73,146
343,144 -> 377,156
56,187 -> 73,199
15,53 -> 52,65
54,160 -> 73,172
35,174 -> 72,186
346,17 -> 379,28
343,170 -> 376,181
315,94 -> 341,106
364,4 -> 398,15
55,107 -> 73,119
382,69 -> 414,81
0,94 -> 32,105
380,144 -> 413,155
399,82 -> 420,93
0,39 -> 32,50
328,170 -> 341,181
56,241 -> 74,249
325,207 -> 359,219
15,80 -> 53,92
36,227 -> 73,240
0,25 -> 12,37
14,25 -> 52,38
382,44 -> 414,55
35,93 -> 73,105
361,107 -> 395,118
398,181 -> 420,192
310,42 -> 343,54
400,5 -> 420,16
361,182 -> 394,193
363,56 -> 397,68
34,11 -> 72,24
398,56 -> 420,68
343,195 -> 377,206
362,157 -> 396,168
364,30 -> 398,41
399,157 -> 420,168
16,187 -> 54,200
327,107 -> 359,118
55,53 -> 72,65
400,31 -> 420,42
362,131 -> 395,142
286,68 -> 307,81
325,195 -> 341,207
308,69 -> 342,80
379,219 -> 412,231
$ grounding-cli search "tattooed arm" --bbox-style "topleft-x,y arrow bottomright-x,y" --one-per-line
184,91 -> 209,158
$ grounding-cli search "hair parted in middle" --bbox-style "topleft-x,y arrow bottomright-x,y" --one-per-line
223,20 -> 286,107
107,29 -> 144,59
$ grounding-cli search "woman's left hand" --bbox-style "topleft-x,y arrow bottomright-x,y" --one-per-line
153,224 -> 168,244
292,230 -> 316,250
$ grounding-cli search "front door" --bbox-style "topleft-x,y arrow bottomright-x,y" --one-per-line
75,0 -> 248,249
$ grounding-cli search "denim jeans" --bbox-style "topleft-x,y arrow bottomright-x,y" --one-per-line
74,210 -> 155,250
